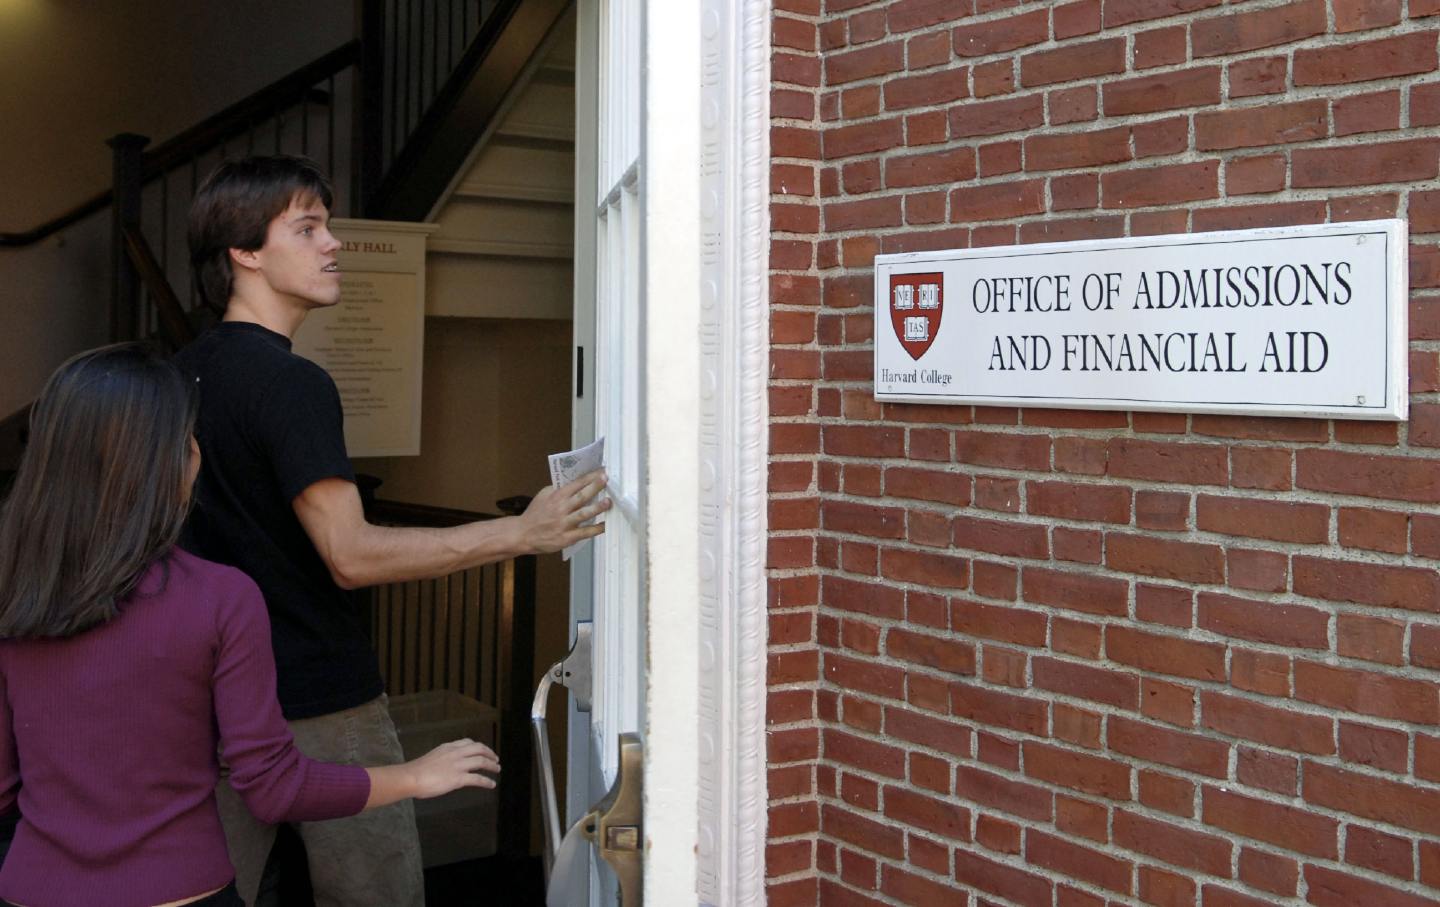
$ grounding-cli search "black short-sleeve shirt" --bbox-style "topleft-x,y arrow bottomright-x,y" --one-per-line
174,321 -> 383,719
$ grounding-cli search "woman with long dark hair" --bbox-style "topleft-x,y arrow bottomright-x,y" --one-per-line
0,343 -> 498,907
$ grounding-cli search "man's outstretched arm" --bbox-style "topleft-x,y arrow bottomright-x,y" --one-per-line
293,470 -> 610,590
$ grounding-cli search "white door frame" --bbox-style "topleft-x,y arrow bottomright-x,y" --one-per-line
645,0 -> 772,903
570,0 -> 770,904
688,1 -> 772,904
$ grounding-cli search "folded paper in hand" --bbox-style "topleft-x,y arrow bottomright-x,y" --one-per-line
547,437 -> 605,561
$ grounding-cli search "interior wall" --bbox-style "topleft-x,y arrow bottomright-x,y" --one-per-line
0,0 -> 355,418
353,317 -> 573,512
352,314 -> 574,853
0,0 -> 355,232
0,214 -> 111,417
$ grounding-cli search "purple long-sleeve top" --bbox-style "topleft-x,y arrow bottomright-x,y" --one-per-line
0,548 -> 370,907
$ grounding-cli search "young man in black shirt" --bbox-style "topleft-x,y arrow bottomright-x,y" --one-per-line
176,156 -> 608,906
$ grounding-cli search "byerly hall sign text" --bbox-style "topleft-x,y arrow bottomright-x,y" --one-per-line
873,220 -> 1408,421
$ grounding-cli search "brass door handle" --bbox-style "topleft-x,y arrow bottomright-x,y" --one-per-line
580,733 -> 643,907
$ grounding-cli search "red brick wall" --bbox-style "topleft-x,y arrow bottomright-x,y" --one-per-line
767,2 -> 1440,905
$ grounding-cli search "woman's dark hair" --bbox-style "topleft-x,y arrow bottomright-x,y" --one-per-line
188,154 -> 334,315
0,343 -> 198,638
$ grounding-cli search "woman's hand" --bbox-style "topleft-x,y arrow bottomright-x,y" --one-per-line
407,738 -> 501,798
364,738 -> 501,809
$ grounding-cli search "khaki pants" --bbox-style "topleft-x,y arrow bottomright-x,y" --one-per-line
216,695 -> 423,907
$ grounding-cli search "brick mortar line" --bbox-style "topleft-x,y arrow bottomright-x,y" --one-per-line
796,183 -> 1440,229
811,0 -> 1429,40
810,110 -> 1440,153
814,71 -> 1440,134
814,786 -> 1277,907
820,49 -> 1440,116
811,9 -> 1440,84
810,794 -> 1429,907
812,762 -> 1440,904
797,449 -> 1440,525
800,449 -> 1427,509
810,583 -> 1440,746
813,595 -> 1439,725
785,404 -> 1440,457
801,192 -> 1438,226
806,454 -> 1440,512
813,525 -> 1440,634
811,565 -> 1440,702
816,495 -> 1440,572
812,672 -> 1437,807
819,563 -> 1440,696
811,713 -> 1440,898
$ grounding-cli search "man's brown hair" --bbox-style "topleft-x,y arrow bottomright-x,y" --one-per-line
187,155 -> 334,315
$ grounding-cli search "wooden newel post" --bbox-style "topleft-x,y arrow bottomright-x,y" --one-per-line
108,133 -> 149,342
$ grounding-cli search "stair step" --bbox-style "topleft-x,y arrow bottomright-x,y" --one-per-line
495,80 -> 573,145
452,182 -> 571,205
494,122 -> 572,143
429,238 -> 572,260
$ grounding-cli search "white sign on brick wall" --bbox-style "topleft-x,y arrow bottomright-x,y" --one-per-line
873,220 -> 1409,421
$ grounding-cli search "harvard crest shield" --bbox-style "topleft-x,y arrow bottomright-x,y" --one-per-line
889,272 -> 944,361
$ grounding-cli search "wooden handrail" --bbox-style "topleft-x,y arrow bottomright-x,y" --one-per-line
141,42 -> 359,176
0,41 -> 360,249
121,226 -> 195,349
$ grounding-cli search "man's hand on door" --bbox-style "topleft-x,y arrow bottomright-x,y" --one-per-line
519,469 -> 611,554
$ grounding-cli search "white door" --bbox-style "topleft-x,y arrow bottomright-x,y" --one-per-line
567,1 -> 648,904
566,0 -> 704,904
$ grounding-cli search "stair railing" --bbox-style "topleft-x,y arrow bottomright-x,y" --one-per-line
5,1 -> 517,349
0,0 -> 530,480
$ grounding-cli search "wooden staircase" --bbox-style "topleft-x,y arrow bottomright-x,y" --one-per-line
0,0 -> 574,487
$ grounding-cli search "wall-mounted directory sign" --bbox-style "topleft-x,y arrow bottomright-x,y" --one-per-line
873,220 -> 1409,420
292,218 -> 439,456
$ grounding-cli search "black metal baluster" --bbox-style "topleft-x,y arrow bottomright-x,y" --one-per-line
429,0 -> 438,107
388,0 -> 398,164
411,0 -> 421,136
460,567 -> 471,699
159,174 -> 169,274
491,563 -> 501,710
188,156 -> 199,309
401,0 -> 411,144
327,76 -> 337,176
447,0 -> 455,72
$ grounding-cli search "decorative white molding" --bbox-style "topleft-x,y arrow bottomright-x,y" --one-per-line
695,0 -> 770,904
